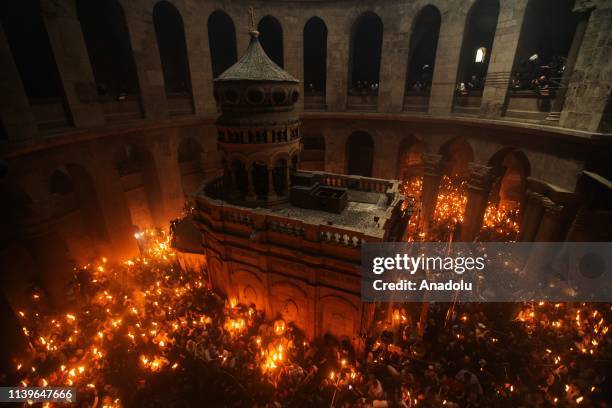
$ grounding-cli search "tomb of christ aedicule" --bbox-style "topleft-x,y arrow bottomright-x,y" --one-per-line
0,0 -> 610,407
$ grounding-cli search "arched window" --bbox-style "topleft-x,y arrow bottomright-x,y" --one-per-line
303,17 -> 327,95
349,12 -> 383,93
153,1 -> 191,95
0,0 -> 70,129
346,131 -> 374,177
208,10 -> 237,78
455,0 -> 499,92
405,6 -> 441,96
77,0 -> 139,98
258,16 -> 283,67
510,0 -> 578,96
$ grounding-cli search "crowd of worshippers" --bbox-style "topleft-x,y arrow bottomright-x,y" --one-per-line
12,227 -> 609,408
350,80 -> 380,95
455,75 -> 485,96
510,54 -> 566,95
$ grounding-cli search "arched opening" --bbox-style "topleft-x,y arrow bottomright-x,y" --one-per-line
257,16 -> 283,68
453,0 -> 500,113
477,148 -> 529,240
303,17 -> 327,110
251,162 -> 269,200
439,137 -> 474,179
77,0 -> 142,122
0,0 -> 71,130
505,0 -> 579,119
153,1 -> 194,116
348,12 -> 383,110
177,138 -> 204,197
404,6 -> 441,112
273,159 -> 289,196
0,182 -> 59,309
208,11 -> 238,78
115,144 -> 164,229
301,133 -> 326,171
488,149 -> 530,209
230,160 -> 248,198
397,137 -> 425,181
346,131 -> 374,177
49,165 -> 111,264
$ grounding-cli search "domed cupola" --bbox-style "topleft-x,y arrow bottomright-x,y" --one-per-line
213,21 -> 302,206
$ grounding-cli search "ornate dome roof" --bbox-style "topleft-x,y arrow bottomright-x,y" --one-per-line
214,31 -> 298,83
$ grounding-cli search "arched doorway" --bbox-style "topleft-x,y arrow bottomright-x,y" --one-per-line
346,131 -> 374,177
49,165 -> 111,264
348,12 -> 383,111
303,17 -> 327,110
505,0 -> 579,119
403,5 -> 441,112
0,0 -> 70,130
257,16 -> 283,67
77,0 -> 142,122
453,0 -> 500,114
397,137 -> 425,181
153,1 -> 194,116
177,138 -> 204,197
208,10 -> 237,78
115,144 -> 164,229
487,149 -> 530,209
439,137 -> 474,179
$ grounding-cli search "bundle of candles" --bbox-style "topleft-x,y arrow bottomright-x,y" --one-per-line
401,175 -> 520,243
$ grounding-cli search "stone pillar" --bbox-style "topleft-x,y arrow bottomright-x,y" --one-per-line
41,0 -> 105,128
378,13 -> 410,113
325,22 -> 349,111
518,190 -> 545,242
479,0 -> 528,118
24,221 -> 74,310
420,153 -> 443,236
533,198 -> 568,242
267,167 -> 278,201
459,163 -> 498,242
546,7 -> 592,122
428,9 -> 466,115
0,24 -> 37,140
283,16 -> 304,112
88,155 -> 140,261
123,5 -> 168,120
183,5 -> 215,116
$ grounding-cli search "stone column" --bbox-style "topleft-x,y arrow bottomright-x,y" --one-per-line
518,190 -> 545,242
283,16 -> 304,112
88,154 -> 141,261
479,0 -> 528,118
23,221 -> 74,310
267,167 -> 278,201
546,7 -> 592,122
420,153 -> 443,236
182,5 -> 215,116
428,9 -> 466,115
0,24 -> 37,140
534,198 -> 568,242
325,21 -> 349,111
459,163 -> 498,242
41,0 -> 105,127
123,5 -> 168,120
378,12 -> 410,113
